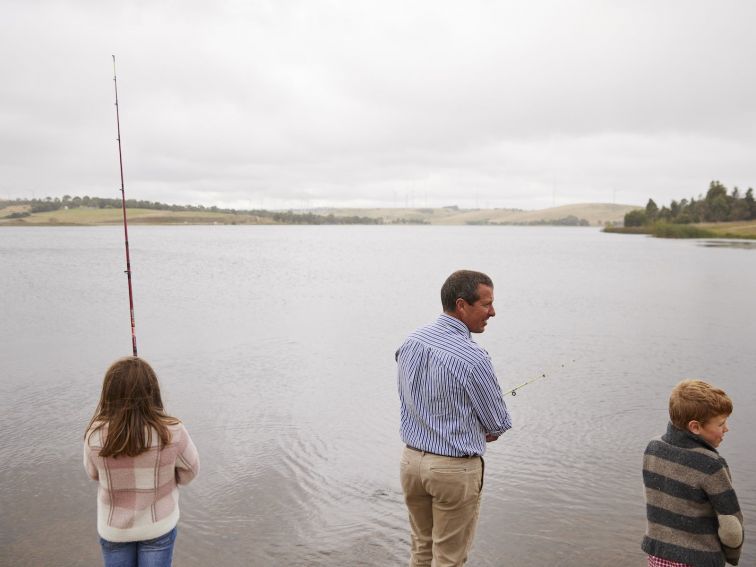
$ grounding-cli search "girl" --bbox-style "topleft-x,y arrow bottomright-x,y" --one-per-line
84,357 -> 199,567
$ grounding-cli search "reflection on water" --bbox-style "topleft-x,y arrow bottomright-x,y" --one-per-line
1,226 -> 755,566
700,239 -> 756,249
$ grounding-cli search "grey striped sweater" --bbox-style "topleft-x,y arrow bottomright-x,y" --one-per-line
642,422 -> 743,566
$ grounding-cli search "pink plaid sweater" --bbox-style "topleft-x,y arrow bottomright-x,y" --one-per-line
84,422 -> 200,542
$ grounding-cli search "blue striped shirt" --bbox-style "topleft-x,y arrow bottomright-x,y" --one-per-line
397,314 -> 512,457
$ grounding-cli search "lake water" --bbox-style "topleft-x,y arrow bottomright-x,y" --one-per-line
1,225 -> 754,567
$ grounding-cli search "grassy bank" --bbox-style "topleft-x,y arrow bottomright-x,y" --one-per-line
698,221 -> 756,238
603,221 -> 756,239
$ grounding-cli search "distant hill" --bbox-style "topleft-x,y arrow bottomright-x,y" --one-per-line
0,198 -> 640,226
308,203 -> 640,226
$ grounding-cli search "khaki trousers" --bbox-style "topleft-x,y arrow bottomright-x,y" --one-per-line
400,446 -> 484,567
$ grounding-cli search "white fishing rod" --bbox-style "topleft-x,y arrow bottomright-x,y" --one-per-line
504,360 -> 574,396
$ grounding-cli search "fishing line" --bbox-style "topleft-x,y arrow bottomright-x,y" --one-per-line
112,55 -> 138,356
395,346 -> 573,397
504,359 -> 574,396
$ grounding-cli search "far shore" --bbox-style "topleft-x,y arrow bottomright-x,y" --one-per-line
1,202 -> 638,227
0,206 -> 276,227
4,203 -> 755,240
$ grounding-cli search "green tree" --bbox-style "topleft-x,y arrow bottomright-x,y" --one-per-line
746,188 -> 756,220
669,200 -> 680,219
687,198 -> 703,223
645,199 -> 659,222
704,181 -> 729,221
707,194 -> 730,221
706,180 -> 727,201
624,209 -> 647,227
729,199 -> 751,221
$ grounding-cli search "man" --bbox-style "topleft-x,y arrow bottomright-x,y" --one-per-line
396,269 -> 511,567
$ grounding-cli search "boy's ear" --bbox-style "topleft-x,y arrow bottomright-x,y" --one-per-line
687,420 -> 702,434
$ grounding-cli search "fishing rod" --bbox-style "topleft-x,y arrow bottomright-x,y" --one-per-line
504,359 -> 574,396
112,55 -> 138,356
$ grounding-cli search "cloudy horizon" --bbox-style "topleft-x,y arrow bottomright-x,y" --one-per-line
2,0 -> 755,212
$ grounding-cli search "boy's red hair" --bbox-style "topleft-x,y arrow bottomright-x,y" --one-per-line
669,379 -> 732,430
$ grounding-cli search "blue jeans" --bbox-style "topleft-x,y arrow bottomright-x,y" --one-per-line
99,526 -> 177,567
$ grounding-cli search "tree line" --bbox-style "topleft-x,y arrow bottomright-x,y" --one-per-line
467,215 -> 590,226
625,181 -> 756,227
0,195 -> 381,225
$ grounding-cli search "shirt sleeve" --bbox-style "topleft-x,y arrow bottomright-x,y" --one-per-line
702,463 -> 743,565
83,437 -> 99,481
175,424 -> 200,485
464,357 -> 512,436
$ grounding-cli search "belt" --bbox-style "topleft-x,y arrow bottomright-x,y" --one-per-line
406,445 -> 479,459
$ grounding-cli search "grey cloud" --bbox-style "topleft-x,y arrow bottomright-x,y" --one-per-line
2,0 -> 755,209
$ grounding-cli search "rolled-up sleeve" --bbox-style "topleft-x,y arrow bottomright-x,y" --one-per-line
465,358 -> 512,435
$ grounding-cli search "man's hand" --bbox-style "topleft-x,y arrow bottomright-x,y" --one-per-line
485,433 -> 500,443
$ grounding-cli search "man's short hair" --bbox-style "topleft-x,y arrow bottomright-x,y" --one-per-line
669,379 -> 733,430
441,270 -> 493,313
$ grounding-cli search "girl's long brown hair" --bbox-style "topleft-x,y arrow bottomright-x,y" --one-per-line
85,357 -> 179,458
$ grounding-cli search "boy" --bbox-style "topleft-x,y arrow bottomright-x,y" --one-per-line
642,379 -> 744,566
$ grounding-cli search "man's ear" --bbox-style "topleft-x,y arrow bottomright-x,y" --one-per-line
455,297 -> 467,313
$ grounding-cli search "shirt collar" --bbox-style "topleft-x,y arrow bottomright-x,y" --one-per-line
438,313 -> 471,337
663,421 -> 719,453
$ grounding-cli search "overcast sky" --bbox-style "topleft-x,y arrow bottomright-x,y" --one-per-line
2,0 -> 755,211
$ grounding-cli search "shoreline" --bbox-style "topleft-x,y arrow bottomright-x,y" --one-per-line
603,222 -> 756,240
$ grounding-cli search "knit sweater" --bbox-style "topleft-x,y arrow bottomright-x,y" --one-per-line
642,422 -> 743,567
84,422 -> 200,542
